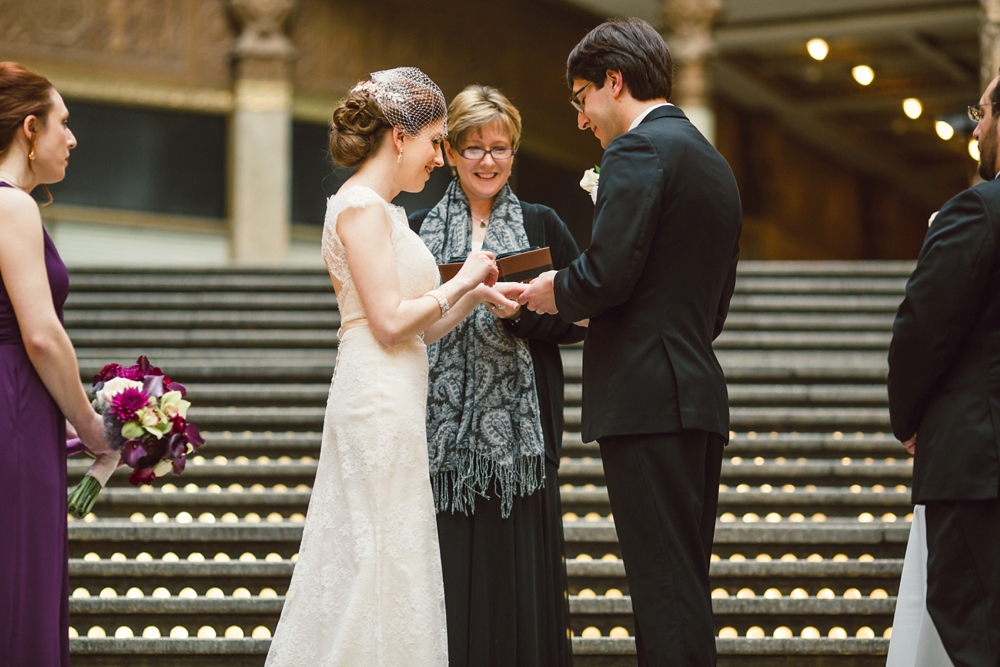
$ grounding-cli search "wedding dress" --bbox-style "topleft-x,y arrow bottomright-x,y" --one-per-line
265,185 -> 448,666
885,505 -> 954,667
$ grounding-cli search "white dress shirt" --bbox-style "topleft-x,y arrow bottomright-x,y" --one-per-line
628,102 -> 672,132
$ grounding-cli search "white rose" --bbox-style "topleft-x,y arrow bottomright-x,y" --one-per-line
95,377 -> 144,409
579,168 -> 599,194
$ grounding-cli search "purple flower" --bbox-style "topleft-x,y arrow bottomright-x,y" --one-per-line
94,363 -> 123,384
121,438 -> 148,468
172,458 -> 186,475
128,466 -> 156,486
165,434 -> 187,461
108,388 -> 151,422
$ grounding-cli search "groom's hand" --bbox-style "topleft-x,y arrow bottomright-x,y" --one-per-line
519,271 -> 559,315
901,433 -> 916,455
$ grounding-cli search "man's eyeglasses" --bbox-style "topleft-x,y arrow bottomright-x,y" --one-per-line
570,81 -> 593,114
969,103 -> 995,122
456,146 -> 515,160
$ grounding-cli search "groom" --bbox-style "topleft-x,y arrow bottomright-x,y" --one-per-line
521,18 -> 741,666
887,72 -> 1000,667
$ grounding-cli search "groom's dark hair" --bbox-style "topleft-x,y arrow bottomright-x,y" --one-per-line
567,18 -> 673,102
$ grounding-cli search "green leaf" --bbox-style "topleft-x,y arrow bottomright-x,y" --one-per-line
121,422 -> 144,439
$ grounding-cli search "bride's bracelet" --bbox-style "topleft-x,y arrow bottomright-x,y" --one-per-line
426,289 -> 450,318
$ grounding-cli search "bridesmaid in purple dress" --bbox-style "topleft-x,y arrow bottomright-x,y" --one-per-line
0,62 -> 109,666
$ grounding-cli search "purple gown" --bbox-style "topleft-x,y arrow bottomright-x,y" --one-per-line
0,181 -> 71,667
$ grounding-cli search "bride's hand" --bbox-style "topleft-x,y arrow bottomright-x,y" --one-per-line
454,251 -> 498,289
475,281 -> 525,312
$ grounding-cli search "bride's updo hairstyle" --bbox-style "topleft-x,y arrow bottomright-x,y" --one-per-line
329,67 -> 447,168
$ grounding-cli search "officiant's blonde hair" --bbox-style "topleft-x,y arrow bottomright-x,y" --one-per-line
446,85 -> 521,149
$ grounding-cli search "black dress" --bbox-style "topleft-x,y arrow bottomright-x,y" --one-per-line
410,201 -> 586,667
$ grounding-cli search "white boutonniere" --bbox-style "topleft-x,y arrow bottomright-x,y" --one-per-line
580,166 -> 600,204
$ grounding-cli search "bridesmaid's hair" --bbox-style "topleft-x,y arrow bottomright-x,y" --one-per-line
329,87 -> 392,168
0,62 -> 54,159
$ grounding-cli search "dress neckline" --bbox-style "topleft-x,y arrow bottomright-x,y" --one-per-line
338,184 -> 389,204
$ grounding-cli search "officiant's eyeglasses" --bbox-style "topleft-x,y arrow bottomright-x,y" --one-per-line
456,146 -> 516,160
969,103 -> 995,122
570,81 -> 593,113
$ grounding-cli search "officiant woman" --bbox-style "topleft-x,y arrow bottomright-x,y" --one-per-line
409,85 -> 585,667
0,62 -> 110,667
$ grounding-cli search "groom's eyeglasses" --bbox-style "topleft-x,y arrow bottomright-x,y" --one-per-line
570,81 -> 593,113
969,103 -> 995,122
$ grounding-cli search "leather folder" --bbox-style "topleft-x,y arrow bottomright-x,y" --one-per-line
438,246 -> 553,284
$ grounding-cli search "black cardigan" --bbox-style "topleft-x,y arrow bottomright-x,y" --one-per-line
408,201 -> 588,466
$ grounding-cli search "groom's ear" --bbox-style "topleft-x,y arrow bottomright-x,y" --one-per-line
607,70 -> 626,99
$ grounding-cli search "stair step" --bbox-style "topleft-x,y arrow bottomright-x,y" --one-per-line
66,637 -> 891,667
69,330 -> 339,349
65,311 -> 340,329
721,313 -> 893,331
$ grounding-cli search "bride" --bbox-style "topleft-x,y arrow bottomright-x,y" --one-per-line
265,68 -> 524,666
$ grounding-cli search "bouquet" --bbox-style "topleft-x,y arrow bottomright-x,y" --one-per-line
67,356 -> 204,519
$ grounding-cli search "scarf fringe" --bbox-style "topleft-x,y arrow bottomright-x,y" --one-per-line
432,452 -> 546,519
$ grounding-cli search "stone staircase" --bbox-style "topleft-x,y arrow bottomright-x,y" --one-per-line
65,261 -> 913,666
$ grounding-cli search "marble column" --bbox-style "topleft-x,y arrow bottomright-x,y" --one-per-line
228,0 -> 297,264
983,0 -> 1000,89
664,0 -> 722,145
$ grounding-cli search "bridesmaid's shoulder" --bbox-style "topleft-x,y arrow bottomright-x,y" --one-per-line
0,187 -> 42,229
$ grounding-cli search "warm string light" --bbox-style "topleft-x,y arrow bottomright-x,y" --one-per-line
935,121 -> 955,141
969,138 -> 980,161
902,98 -> 923,120
807,38 -> 829,61
852,65 -> 875,86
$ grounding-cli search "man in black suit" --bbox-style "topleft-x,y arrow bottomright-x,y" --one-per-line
520,18 -> 742,666
888,74 -> 1000,667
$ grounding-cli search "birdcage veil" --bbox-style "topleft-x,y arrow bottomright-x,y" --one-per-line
352,67 -> 447,137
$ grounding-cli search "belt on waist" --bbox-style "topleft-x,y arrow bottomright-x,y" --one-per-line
338,318 -> 369,335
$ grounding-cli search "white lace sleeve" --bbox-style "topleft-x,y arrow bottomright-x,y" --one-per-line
321,186 -> 389,283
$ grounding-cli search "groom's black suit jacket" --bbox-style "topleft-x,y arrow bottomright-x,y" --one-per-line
553,105 -> 742,444
889,178 -> 1000,503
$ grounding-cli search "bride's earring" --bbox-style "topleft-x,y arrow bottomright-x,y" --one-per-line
397,147 -> 404,164
28,143 -> 35,161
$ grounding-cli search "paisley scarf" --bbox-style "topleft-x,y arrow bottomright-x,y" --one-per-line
419,178 -> 545,517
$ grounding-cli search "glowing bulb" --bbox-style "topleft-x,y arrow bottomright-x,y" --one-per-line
807,39 -> 829,61
935,120 -> 955,141
902,98 -> 923,120
969,139 -> 980,161
852,65 -> 875,86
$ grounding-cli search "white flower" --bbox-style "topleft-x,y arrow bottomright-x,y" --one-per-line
153,459 -> 173,477
580,167 -> 600,204
95,377 -> 144,409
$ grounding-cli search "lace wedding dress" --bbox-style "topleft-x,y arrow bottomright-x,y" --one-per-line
265,186 -> 448,666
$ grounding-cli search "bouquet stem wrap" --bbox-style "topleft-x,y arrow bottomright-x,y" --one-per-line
66,438 -> 121,519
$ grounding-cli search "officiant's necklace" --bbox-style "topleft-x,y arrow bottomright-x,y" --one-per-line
472,214 -> 490,229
